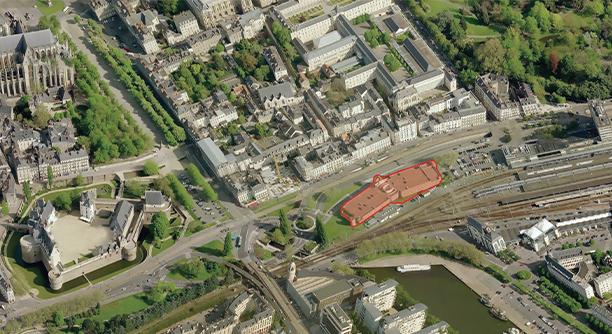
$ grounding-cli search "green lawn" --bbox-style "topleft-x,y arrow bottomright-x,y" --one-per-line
562,11 -> 593,29
167,261 -> 212,281
152,239 -> 176,257
424,0 -> 502,37
259,249 -> 273,260
36,0 -> 65,15
265,204 -> 295,218
324,210 -> 365,241
98,184 -> 113,199
42,184 -> 101,202
184,222 -> 216,238
323,184 -> 361,212
194,240 -> 225,257
255,192 -> 299,213
94,293 -> 153,322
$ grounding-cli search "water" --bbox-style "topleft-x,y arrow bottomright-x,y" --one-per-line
367,266 -> 513,334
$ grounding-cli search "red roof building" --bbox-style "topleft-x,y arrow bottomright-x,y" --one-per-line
341,161 -> 441,227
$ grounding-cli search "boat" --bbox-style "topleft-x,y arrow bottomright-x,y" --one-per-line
490,307 -> 508,321
396,264 -> 432,273
480,294 -> 492,308
504,328 -> 520,334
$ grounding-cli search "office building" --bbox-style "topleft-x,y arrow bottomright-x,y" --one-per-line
321,303 -> 352,334
466,217 -> 506,255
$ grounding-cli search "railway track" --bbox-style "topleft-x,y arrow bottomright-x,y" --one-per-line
271,169 -> 611,276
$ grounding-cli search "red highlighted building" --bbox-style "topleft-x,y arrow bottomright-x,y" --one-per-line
341,161 -> 442,227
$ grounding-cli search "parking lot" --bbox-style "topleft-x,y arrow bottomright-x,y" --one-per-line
449,142 -> 505,179
177,172 -> 228,225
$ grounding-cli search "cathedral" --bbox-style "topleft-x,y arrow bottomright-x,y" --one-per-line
0,29 -> 74,97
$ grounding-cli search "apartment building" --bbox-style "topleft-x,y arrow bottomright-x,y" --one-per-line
430,112 -> 461,134
348,129 -> 391,160
234,308 -> 274,334
593,304 -> 612,329
466,217 -> 506,255
0,268 -> 14,303
263,46 -> 289,81
594,271 -> 612,298
321,303 -> 352,334
89,0 -> 116,21
545,254 -> 594,299
186,0 -> 254,29
515,82 -> 541,115
197,137 -> 239,177
550,248 -> 584,270
590,99 -> 612,143
185,28 -> 223,56
413,322 -> 449,334
294,144 -> 345,181
474,74 -> 520,121
174,11 -> 200,37
303,36 -> 357,71
258,82 -> 302,109
239,9 -> 265,39
377,303 -> 427,334
358,280 -> 398,313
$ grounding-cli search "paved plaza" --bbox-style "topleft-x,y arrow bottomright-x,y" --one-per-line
51,210 -> 114,265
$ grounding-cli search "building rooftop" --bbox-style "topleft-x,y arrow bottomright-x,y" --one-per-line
173,10 -> 196,26
311,280 -> 353,302
258,82 -> 295,101
0,29 -> 56,54
362,279 -> 398,298
145,190 -> 164,206
197,138 -> 228,168
324,303 -> 351,328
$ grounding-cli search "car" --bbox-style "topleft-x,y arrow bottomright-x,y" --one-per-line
125,47 -> 130,51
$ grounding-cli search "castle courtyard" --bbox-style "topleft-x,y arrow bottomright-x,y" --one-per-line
51,210 -> 115,266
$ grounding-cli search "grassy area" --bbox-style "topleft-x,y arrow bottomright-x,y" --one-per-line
36,0 -> 65,15
424,0 -> 501,36
324,209 -> 365,241
562,11 -> 593,29
78,253 -> 94,262
323,184 -> 361,212
255,192 -> 299,213
167,261 -> 212,281
94,293 -> 153,322
184,222 -> 216,238
194,240 -> 225,257
152,239 -> 176,257
64,260 -> 76,268
87,248 -> 144,286
265,203 -> 295,218
42,184 -> 101,203
98,184 -> 113,199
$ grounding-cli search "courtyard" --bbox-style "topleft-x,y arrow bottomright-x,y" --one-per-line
52,210 -> 115,267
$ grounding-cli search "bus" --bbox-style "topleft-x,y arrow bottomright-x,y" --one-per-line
236,236 -> 242,248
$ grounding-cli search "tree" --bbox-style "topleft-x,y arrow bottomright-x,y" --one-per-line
516,270 -> 531,280
152,211 -> 170,240
180,258 -> 205,279
433,151 -> 459,169
1,201 -> 8,216
382,33 -> 391,44
158,0 -> 180,16
271,229 -> 285,244
73,174 -> 85,187
39,15 -> 50,30
549,53 -> 560,74
502,134 -> 512,143
223,232 -> 233,257
53,311 -> 65,327
476,39 -> 505,74
279,210 -> 291,236
54,193 -> 72,211
47,166 -> 54,188
225,268 -> 237,284
125,180 -> 145,198
74,15 -> 81,23
216,43 -> 225,53
20,95 -> 30,105
284,244 -> 294,259
590,238 -> 595,245
529,1 -> 551,32
33,106 -> 52,130
459,15 -> 467,31
331,262 -> 354,275
143,160 -> 160,176
23,181 -> 31,202
315,217 -> 329,246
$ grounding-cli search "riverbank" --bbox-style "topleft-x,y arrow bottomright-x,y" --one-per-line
361,254 -> 538,334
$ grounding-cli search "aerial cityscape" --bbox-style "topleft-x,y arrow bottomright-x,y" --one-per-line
0,0 -> 609,333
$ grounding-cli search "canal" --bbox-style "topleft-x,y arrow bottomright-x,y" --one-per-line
367,265 -> 513,334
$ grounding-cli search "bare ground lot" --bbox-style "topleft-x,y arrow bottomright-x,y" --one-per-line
52,210 -> 114,265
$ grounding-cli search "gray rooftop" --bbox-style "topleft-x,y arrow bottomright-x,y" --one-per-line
173,10 -> 196,26
381,303 -> 427,326
362,279 -> 398,298
145,190 -> 164,206
412,321 -> 449,334
258,82 -> 295,101
311,280 -> 353,302
0,29 -> 56,54
197,138 -> 228,168
110,200 -> 134,234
